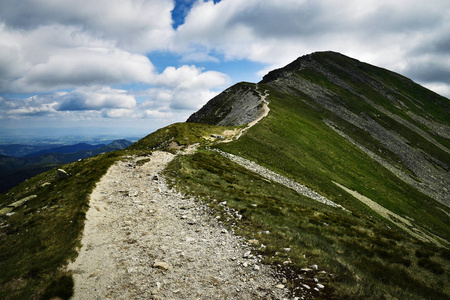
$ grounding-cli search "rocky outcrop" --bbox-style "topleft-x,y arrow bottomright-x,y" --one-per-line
187,82 -> 265,126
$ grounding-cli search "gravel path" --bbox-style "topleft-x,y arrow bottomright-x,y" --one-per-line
69,151 -> 289,299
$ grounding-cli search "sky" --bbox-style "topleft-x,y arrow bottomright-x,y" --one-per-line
0,0 -> 449,142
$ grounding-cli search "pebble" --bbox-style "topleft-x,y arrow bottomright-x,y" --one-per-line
153,261 -> 170,270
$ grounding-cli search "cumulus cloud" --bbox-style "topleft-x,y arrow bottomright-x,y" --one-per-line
13,48 -> 155,92
141,65 -> 230,111
58,87 -> 137,111
0,0 -> 175,52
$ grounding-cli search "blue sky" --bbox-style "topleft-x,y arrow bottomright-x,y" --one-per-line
0,0 -> 449,142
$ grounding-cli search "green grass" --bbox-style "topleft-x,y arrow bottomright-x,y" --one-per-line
217,85 -> 449,241
0,150 -> 127,299
164,150 -> 449,299
129,122 -> 239,153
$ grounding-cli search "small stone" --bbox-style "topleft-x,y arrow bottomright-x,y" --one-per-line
282,278 -> 287,284
276,284 -> 285,289
248,239 -> 259,245
153,261 -> 170,270
314,287 -> 320,292
221,229 -> 228,234
242,262 -> 248,267
254,265 -> 260,271
243,251 -> 251,258
283,247 -> 291,252
55,169 -> 70,180
310,264 -> 318,270
302,284 -> 311,290
300,268 -> 312,272
317,284 -> 325,289
313,278 -> 319,283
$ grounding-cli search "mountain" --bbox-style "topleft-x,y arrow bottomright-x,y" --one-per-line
24,143 -> 104,157
0,139 -> 132,193
1,52 -> 449,299
0,144 -> 56,157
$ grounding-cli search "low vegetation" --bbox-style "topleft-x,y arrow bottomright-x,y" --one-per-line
0,151 -> 126,299
164,150 -> 449,299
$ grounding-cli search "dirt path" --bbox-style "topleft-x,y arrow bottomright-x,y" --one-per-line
69,151 -> 289,299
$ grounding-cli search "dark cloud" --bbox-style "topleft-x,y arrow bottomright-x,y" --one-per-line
404,61 -> 450,84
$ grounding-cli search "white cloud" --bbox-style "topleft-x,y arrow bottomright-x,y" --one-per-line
58,87 -> 137,111
17,47 -> 155,91
0,0 -> 175,52
101,108 -> 135,118
140,65 -> 230,111
156,65 -> 230,89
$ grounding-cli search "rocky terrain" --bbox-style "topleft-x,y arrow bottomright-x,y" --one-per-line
187,83 -> 265,126
69,151 -> 295,299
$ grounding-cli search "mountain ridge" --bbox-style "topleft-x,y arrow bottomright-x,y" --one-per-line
1,51 -> 449,299
188,51 -> 450,207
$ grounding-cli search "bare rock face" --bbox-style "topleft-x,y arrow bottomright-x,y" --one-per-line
187,82 -> 263,126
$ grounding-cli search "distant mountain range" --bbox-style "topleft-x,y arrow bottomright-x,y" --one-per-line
0,139 -> 132,193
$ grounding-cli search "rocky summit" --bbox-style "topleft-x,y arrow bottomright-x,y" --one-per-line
1,51 -> 449,300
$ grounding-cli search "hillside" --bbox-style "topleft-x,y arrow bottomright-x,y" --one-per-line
0,140 -> 132,193
0,51 -> 449,299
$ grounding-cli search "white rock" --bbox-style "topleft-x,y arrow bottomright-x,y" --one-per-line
317,283 -> 325,289
302,284 -> 311,290
153,261 -> 170,270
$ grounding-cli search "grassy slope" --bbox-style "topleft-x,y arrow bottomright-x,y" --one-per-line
0,151 -> 125,299
164,78 -> 449,298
